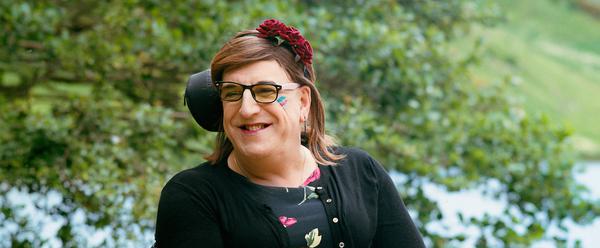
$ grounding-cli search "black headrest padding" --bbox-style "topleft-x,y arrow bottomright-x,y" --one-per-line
184,70 -> 222,132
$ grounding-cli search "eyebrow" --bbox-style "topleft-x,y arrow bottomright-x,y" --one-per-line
220,84 -> 238,89
219,81 -> 298,87
254,81 -> 278,85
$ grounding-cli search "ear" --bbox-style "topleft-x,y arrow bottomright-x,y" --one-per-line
298,85 -> 311,122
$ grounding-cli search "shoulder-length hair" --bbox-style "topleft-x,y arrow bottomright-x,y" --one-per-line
206,30 -> 344,165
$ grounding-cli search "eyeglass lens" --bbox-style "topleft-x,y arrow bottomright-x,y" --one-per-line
219,82 -> 279,103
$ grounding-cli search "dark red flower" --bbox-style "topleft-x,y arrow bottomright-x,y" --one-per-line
255,19 -> 313,66
256,19 -> 286,38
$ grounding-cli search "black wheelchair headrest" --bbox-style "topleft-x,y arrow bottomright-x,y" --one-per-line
184,69 -> 222,132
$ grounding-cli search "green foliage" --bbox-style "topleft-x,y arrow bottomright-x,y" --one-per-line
1,0 -> 597,247
0,87 -> 213,246
455,0 -> 600,158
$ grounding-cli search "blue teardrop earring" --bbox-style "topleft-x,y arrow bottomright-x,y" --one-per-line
303,115 -> 308,133
301,115 -> 308,146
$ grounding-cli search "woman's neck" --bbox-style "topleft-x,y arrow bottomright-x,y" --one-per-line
229,146 -> 315,187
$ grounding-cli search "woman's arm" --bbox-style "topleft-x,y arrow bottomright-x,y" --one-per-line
370,158 -> 426,248
154,181 -> 224,247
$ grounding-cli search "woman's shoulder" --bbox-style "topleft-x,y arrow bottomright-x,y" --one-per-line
164,161 -> 227,190
326,146 -> 387,186
332,146 -> 391,175
332,146 -> 377,164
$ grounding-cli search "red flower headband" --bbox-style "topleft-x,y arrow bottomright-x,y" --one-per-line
256,19 -> 313,67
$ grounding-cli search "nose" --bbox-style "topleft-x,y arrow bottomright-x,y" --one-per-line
238,89 -> 261,118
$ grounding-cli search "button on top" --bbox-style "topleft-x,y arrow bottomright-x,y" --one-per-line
326,198 -> 332,203
338,242 -> 345,247
333,217 -> 339,223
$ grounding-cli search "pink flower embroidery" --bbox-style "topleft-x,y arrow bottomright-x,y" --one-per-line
302,167 -> 321,186
278,216 -> 298,228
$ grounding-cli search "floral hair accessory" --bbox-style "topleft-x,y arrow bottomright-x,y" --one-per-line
256,19 -> 313,67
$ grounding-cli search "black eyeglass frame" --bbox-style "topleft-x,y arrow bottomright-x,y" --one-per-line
213,81 -> 299,103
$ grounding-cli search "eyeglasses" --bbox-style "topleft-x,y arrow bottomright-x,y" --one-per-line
214,81 -> 300,103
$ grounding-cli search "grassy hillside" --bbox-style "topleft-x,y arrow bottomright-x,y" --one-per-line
457,0 -> 600,158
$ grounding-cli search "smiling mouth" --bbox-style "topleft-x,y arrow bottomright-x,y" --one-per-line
240,123 -> 271,131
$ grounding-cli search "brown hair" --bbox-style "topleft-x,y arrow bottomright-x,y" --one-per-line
206,30 -> 344,165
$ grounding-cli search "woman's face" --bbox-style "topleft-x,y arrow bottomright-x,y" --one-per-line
221,60 -> 311,158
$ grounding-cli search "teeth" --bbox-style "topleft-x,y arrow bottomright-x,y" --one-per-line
246,124 -> 265,131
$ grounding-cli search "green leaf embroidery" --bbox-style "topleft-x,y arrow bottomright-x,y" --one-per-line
298,186 -> 319,205
305,228 -> 322,248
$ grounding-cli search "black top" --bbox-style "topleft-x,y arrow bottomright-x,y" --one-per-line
154,147 -> 425,248
252,181 -> 333,247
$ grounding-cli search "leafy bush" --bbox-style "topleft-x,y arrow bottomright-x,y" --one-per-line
1,0 -> 597,247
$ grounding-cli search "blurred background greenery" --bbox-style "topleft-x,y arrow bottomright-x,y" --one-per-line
1,0 -> 599,247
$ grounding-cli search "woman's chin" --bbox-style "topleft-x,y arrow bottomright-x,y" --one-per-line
234,144 -> 274,158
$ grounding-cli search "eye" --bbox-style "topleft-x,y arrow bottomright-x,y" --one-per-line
219,83 -> 243,100
224,91 -> 242,97
254,85 -> 277,94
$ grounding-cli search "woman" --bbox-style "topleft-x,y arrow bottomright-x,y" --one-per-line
154,19 -> 425,248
